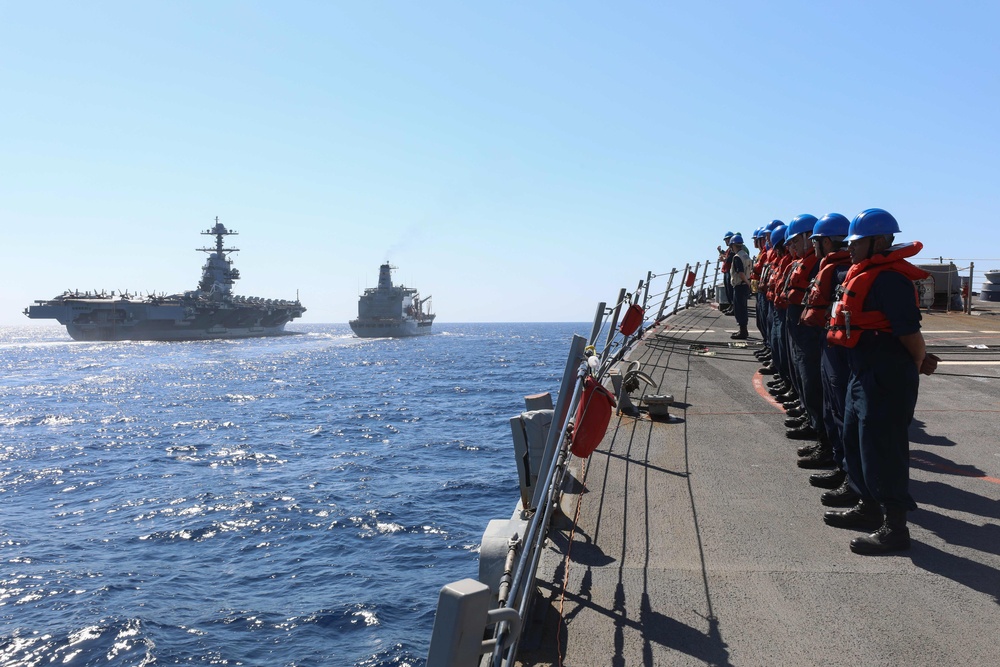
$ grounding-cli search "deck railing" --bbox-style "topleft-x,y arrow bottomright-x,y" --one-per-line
426,259 -> 717,667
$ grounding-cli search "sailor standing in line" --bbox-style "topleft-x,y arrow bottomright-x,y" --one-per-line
753,221 -> 783,368
781,214 -> 829,453
718,232 -> 736,315
821,209 -> 937,555
729,234 -> 752,339
762,225 -> 796,403
798,214 -> 855,500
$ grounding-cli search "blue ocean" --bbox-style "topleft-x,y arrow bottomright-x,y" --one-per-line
0,322 -> 586,667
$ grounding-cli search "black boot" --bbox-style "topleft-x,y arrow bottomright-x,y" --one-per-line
778,390 -> 799,403
731,327 -> 749,340
785,406 -> 805,418
821,479 -> 862,507
797,442 -> 820,457
785,415 -> 808,428
798,443 -> 834,468
850,506 -> 910,555
824,499 -> 883,531
786,424 -> 819,440
809,467 -> 846,489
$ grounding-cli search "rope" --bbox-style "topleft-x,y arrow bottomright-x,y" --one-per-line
556,454 -> 588,667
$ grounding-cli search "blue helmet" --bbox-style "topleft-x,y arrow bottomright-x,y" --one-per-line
811,213 -> 851,239
786,214 -> 818,241
753,226 -> 764,239
724,230 -> 734,239
770,224 -> 788,247
730,234 -> 744,244
847,208 -> 900,241
766,219 -> 783,232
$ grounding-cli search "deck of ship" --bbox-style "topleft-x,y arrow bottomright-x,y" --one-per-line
516,299 -> 1000,666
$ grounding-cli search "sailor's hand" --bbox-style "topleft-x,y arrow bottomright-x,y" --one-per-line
920,353 -> 940,375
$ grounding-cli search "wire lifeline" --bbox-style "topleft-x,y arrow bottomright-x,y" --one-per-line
556,448 -> 589,667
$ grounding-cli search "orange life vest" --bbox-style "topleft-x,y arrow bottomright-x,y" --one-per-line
769,255 -> 793,307
722,246 -> 735,273
751,248 -> 768,281
800,249 -> 851,327
826,242 -> 929,348
781,248 -> 819,306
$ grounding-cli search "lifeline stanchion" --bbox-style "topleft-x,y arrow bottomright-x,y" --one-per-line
656,268 -> 677,321
673,263 -> 689,316
967,262 -> 974,315
641,271 -> 652,313
699,259 -> 710,301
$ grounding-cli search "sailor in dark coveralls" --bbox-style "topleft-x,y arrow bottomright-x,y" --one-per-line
728,234 -> 751,339
822,209 -> 938,555
718,231 -> 735,314
797,213 -> 855,500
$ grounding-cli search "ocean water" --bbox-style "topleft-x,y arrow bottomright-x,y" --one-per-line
0,322 -> 586,667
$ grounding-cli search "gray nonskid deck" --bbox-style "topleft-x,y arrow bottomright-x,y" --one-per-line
517,301 -> 1000,666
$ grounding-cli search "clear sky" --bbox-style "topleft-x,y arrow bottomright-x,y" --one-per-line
3,1 -> 998,325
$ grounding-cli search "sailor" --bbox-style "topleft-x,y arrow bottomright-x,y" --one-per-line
728,234 -> 752,339
821,209 -> 937,555
780,214 -> 828,450
761,225 -> 795,402
798,214 -> 855,498
718,232 -> 736,314
753,220 -> 783,367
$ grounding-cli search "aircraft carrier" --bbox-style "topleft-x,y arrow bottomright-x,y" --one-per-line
349,262 -> 435,337
24,220 -> 306,341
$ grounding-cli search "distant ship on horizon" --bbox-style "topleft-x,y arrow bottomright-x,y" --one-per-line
24,219 -> 306,341
349,262 -> 435,338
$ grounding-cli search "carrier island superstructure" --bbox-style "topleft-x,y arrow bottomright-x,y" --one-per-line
24,220 -> 306,341
349,262 -> 435,337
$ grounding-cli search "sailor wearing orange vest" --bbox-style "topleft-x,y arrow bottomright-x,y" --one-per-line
821,209 -> 938,555
781,214 -> 827,446
762,226 -> 796,404
753,221 -> 783,367
797,214 -> 856,499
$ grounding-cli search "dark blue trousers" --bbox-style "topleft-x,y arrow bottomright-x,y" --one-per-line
820,342 -> 850,466
733,284 -> 749,328
755,294 -> 768,341
842,338 -> 919,511
786,307 -> 825,433
770,308 -> 792,385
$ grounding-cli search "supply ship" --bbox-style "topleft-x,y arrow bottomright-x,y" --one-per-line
349,262 -> 435,337
24,220 -> 306,341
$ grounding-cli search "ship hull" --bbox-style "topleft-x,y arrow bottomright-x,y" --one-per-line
64,323 -> 298,342
349,318 -> 434,338
26,299 -> 305,342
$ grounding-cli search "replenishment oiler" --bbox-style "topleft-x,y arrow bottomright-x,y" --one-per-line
349,262 -> 435,337
24,219 -> 306,341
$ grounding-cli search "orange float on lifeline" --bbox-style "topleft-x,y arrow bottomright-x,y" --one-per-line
569,376 -> 617,458
618,304 -> 644,336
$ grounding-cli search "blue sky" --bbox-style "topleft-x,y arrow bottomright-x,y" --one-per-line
3,1 -> 998,325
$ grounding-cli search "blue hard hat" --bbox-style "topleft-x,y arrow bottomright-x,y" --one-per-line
730,234 -> 744,244
724,231 -> 734,239
786,214 -> 818,241
847,208 -> 901,241
766,219 -> 783,232
811,213 -> 851,239
752,226 -> 764,239
770,224 -> 788,247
